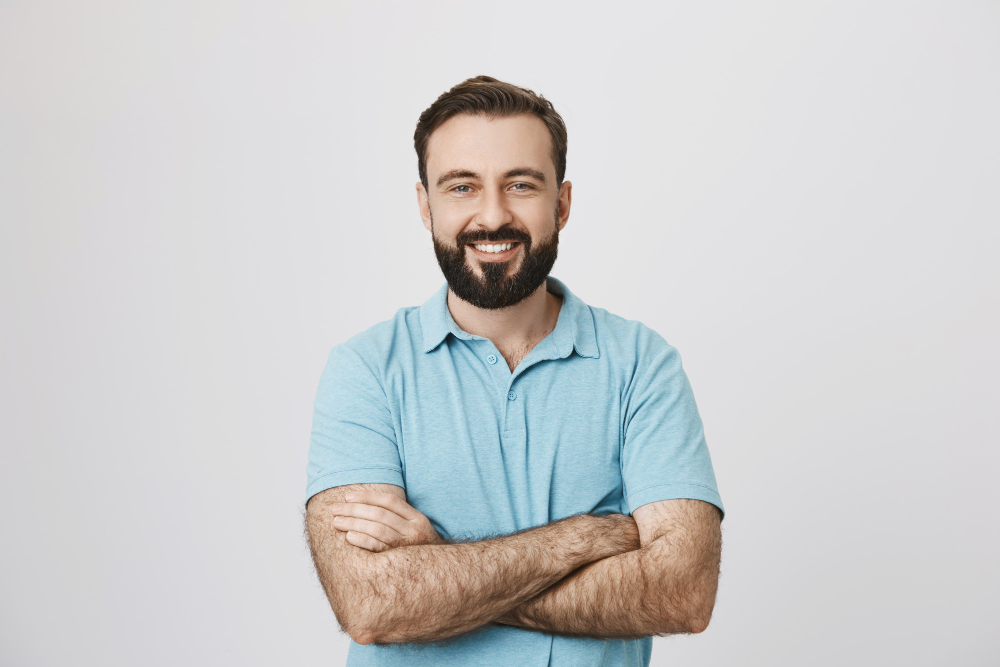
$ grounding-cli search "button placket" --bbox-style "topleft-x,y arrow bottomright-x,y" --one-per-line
478,345 -> 512,418
502,378 -> 525,432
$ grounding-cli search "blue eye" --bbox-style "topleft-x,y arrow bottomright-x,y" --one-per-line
454,185 -> 471,193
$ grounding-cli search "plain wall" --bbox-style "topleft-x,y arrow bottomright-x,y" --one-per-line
1,1 -> 997,665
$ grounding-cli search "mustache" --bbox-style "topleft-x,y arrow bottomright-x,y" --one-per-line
455,225 -> 532,246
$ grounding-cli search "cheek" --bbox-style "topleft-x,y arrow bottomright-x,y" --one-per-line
518,203 -> 559,236
428,204 -> 471,237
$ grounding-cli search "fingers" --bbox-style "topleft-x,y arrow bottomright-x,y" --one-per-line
344,490 -> 425,522
329,491 -> 443,548
333,515 -> 404,545
332,502 -> 411,535
345,530 -> 389,553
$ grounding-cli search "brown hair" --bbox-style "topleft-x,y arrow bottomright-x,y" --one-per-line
414,75 -> 568,189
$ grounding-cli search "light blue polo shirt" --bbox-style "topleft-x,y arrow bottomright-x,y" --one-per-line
307,277 -> 723,667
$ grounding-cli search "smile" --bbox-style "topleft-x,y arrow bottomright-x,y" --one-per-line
472,242 -> 515,253
466,241 -> 521,262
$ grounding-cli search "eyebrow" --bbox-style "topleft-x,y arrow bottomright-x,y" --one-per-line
436,170 -> 479,187
503,168 -> 546,183
435,167 -> 548,187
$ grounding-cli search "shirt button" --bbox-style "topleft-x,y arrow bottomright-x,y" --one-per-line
486,354 -> 498,365
507,391 -> 517,401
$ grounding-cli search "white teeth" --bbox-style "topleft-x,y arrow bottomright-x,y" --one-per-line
474,242 -> 514,253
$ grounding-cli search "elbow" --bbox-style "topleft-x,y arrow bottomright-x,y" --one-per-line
655,608 -> 711,635
687,615 -> 711,634
653,585 -> 716,635
336,609 -> 369,645
340,601 -> 400,645
682,588 -> 717,635
334,595 -> 387,645
334,556 -> 399,645
346,620 -> 407,645
347,624 -> 378,646
659,607 -> 711,635
341,609 -> 386,646
340,595 -> 408,645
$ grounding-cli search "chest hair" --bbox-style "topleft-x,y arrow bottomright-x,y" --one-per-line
497,342 -> 535,372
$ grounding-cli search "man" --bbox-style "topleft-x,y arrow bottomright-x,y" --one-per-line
305,75 -> 724,667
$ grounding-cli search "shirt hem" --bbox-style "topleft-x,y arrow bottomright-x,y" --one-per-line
625,483 -> 725,517
306,467 -> 404,503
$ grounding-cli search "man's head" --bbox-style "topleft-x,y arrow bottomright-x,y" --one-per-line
414,76 -> 572,310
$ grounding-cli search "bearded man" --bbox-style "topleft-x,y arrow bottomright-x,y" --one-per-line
305,76 -> 724,667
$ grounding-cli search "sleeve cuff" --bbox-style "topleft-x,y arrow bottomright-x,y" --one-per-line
306,467 -> 405,504
626,483 -> 725,518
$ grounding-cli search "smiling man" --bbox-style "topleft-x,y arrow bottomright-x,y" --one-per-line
305,76 -> 724,667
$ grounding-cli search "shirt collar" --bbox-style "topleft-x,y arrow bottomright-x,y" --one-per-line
419,282 -> 459,353
419,276 -> 600,359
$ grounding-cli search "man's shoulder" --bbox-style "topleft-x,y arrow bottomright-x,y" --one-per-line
586,303 -> 677,363
329,305 -> 424,365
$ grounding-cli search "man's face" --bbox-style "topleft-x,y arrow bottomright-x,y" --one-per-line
417,113 -> 572,310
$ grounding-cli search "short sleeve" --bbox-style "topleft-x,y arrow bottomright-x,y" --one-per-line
621,334 -> 724,517
306,343 -> 404,503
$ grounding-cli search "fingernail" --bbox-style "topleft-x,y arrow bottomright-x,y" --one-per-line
331,504 -> 342,511
345,494 -> 355,501
334,516 -> 343,522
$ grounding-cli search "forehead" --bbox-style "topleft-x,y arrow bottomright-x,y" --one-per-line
425,113 -> 554,180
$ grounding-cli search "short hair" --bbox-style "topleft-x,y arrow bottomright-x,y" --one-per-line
414,75 -> 568,189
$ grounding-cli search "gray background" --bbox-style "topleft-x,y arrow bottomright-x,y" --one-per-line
2,1 -> 997,665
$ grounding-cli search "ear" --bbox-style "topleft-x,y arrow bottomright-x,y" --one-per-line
416,182 -> 432,232
556,180 -> 572,231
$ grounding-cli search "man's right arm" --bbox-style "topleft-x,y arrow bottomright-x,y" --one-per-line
306,483 -> 639,645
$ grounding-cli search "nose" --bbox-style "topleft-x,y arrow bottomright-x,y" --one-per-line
473,185 -> 514,230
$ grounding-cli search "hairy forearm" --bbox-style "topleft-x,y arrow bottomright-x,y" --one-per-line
352,521 -> 586,642
312,508 -> 639,645
495,542 -> 687,638
496,503 -> 722,638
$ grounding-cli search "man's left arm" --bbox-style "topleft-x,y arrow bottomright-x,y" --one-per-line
498,331 -> 724,638
333,492 -> 722,638
495,497 -> 722,638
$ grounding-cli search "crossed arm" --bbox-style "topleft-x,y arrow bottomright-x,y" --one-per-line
305,483 -> 721,644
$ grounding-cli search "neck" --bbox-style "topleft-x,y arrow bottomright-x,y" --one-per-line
447,281 -> 562,366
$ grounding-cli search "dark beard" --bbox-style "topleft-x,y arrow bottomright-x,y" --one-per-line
432,219 -> 559,310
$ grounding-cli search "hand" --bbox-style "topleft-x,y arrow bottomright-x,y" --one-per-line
330,489 -> 444,552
